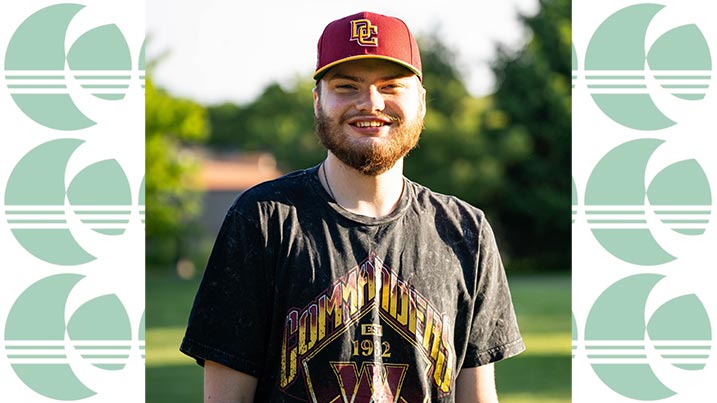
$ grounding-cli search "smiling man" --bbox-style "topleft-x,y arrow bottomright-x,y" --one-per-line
180,11 -> 525,403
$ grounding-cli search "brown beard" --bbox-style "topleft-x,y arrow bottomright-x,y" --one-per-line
315,105 -> 424,176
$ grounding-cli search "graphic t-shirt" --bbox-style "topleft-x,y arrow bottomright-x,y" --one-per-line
180,165 -> 525,402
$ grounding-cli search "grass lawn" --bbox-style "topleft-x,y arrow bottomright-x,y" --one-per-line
497,275 -> 571,403
146,270 -> 570,402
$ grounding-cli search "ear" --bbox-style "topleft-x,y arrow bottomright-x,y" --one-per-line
312,84 -> 320,116
419,85 -> 427,120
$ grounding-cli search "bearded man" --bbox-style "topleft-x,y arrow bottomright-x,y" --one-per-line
181,11 -> 525,403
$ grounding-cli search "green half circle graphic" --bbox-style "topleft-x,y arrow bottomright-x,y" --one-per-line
586,274 -> 676,400
647,160 -> 711,206
647,294 -> 711,371
5,139 -> 95,265
647,24 -> 712,71
5,274 -> 96,400
647,159 -> 711,236
5,139 -> 82,205
5,274 -> 83,341
647,24 -> 712,101
591,364 -> 675,401
4,3 -> 84,70
68,25 -> 131,70
10,229 -> 96,266
9,95 -> 96,131
67,295 -> 132,371
585,139 -> 681,265
586,274 -> 663,341
589,94 -> 676,130
590,229 -> 675,265
11,365 -> 96,401
586,139 -> 663,206
68,24 -> 132,101
585,3 -> 664,70
67,159 -> 132,236
5,4 -> 96,130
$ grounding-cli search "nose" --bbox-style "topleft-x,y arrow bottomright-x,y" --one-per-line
356,86 -> 385,112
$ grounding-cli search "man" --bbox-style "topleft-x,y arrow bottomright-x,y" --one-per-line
181,11 -> 525,403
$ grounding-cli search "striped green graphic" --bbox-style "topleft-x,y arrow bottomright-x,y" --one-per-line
585,139 -> 711,265
572,177 -> 578,224
585,3 -> 711,130
585,274 -> 711,400
138,311 -> 146,360
572,43 -> 578,89
4,139 -> 133,266
4,3 -> 133,130
5,274 -> 133,400
139,176 -> 146,225
572,312 -> 578,359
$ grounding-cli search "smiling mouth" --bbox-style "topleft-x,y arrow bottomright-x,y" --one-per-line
352,121 -> 388,128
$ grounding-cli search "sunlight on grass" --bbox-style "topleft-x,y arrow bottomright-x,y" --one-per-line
146,273 -> 571,402
501,392 -> 571,403
523,332 -> 571,355
146,327 -> 193,367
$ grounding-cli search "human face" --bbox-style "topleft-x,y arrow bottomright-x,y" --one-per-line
313,59 -> 426,176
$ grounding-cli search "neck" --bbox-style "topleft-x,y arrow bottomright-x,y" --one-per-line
321,153 -> 405,218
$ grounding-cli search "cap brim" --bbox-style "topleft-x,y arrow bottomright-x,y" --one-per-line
313,55 -> 422,80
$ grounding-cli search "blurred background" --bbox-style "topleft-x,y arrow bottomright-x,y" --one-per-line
145,0 -> 571,402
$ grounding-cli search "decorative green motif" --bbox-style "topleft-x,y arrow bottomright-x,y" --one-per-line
5,274 -> 133,400
584,3 -> 711,130
585,274 -> 711,400
585,139 -> 711,265
4,3 -> 133,130
4,139 -> 132,265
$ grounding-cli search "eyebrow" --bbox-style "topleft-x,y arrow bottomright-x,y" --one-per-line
326,72 -> 413,83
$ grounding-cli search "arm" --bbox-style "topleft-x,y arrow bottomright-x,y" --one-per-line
204,360 -> 258,403
455,363 -> 499,403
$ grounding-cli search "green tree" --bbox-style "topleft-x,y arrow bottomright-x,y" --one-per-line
404,33 -> 494,206
208,79 -> 323,170
481,0 -> 571,269
146,77 -> 209,265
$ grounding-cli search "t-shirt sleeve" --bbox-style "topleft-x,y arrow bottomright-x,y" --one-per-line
179,206 -> 270,377
462,218 -> 525,367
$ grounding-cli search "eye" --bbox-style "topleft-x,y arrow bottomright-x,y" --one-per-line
381,83 -> 404,93
332,83 -> 358,93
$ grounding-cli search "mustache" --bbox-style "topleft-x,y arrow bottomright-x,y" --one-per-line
341,113 -> 401,123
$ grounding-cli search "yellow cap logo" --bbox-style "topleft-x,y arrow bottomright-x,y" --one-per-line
350,19 -> 378,47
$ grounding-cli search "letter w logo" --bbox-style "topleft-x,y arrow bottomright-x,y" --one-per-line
350,19 -> 378,46
331,362 -> 408,403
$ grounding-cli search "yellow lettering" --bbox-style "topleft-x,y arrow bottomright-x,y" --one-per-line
342,271 -> 358,320
298,304 -> 318,355
279,310 -> 298,388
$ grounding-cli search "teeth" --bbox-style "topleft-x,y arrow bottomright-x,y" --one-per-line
355,121 -> 384,128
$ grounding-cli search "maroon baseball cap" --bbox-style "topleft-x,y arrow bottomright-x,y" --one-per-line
313,11 -> 422,81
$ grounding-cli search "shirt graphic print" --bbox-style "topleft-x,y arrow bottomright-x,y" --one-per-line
280,252 -> 454,403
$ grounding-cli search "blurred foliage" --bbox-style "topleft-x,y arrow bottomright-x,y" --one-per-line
199,0 -> 569,271
146,77 -> 210,264
479,0 -> 571,270
208,79 -> 321,169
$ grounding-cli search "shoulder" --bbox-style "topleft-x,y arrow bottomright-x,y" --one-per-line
407,179 -> 498,246
227,166 -> 317,220
408,179 -> 487,223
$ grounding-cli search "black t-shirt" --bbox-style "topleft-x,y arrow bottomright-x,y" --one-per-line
180,165 -> 525,402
